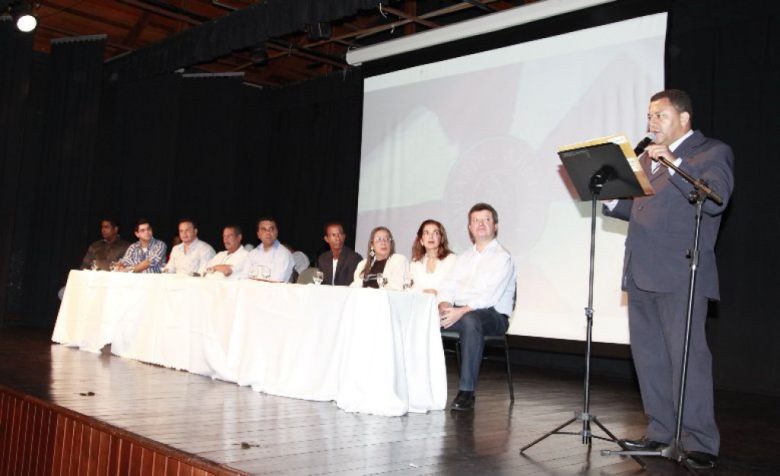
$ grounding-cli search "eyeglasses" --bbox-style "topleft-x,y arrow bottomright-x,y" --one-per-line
373,236 -> 392,243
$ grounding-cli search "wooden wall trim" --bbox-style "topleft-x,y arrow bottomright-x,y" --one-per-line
0,385 -> 249,476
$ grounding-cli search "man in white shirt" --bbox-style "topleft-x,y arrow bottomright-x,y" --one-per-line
164,219 -> 215,275
438,203 -> 516,411
246,217 -> 294,282
205,225 -> 249,279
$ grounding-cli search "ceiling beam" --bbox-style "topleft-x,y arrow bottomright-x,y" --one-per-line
381,5 -> 439,30
123,12 -> 151,46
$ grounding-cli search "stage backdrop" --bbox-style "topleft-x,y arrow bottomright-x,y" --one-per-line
357,13 -> 667,344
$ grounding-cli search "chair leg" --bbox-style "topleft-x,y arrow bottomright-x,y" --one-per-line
503,339 -> 514,402
454,341 -> 461,375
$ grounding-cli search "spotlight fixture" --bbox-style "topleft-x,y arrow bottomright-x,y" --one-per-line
13,1 -> 37,33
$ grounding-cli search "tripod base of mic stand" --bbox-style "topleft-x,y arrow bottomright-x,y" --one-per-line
601,439 -> 700,474
519,411 -> 645,469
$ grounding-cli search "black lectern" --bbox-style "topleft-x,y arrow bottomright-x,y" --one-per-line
519,135 -> 653,468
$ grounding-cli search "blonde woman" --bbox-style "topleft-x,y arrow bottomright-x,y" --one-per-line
351,227 -> 407,290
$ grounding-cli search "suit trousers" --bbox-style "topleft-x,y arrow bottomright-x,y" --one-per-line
445,307 -> 509,392
627,275 -> 719,454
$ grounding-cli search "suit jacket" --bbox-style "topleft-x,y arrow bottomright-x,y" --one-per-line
604,130 -> 734,300
317,247 -> 362,286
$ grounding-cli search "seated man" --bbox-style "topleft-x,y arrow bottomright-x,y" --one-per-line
164,218 -> 215,275
116,219 -> 167,273
205,225 -> 250,279
317,222 -> 362,286
437,203 -> 516,411
247,217 -> 294,282
81,218 -> 130,270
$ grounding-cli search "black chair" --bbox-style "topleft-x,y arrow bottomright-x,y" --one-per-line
441,330 -> 514,402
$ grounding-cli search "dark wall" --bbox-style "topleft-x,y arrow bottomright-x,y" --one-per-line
0,32 -> 105,328
91,70 -> 364,261
665,2 -> 780,395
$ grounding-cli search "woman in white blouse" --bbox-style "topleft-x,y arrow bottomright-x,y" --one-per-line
409,219 -> 456,295
351,226 -> 408,290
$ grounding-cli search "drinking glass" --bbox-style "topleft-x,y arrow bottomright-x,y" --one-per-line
376,273 -> 387,289
259,265 -> 271,280
313,270 -> 324,285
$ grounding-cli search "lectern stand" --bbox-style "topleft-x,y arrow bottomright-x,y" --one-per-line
519,135 -> 653,468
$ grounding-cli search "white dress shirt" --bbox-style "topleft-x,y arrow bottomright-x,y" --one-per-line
246,240 -> 294,282
410,253 -> 457,293
205,246 -> 250,279
164,238 -> 216,275
437,239 -> 516,316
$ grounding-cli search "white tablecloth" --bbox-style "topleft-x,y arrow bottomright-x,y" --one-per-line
53,270 -> 447,416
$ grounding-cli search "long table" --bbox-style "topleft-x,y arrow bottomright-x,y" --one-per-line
52,270 -> 447,416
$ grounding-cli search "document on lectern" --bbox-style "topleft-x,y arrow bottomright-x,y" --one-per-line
558,134 -> 654,202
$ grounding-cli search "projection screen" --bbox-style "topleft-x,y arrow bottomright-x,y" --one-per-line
357,13 -> 667,344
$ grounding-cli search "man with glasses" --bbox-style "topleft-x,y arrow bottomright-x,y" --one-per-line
437,202 -> 516,411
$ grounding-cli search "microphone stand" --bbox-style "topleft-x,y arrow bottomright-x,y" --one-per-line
601,156 -> 722,470
519,165 -> 644,469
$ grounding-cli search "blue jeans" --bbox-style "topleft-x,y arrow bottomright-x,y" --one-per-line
444,307 -> 509,392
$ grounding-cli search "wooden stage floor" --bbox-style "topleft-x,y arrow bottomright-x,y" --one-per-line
0,327 -> 777,475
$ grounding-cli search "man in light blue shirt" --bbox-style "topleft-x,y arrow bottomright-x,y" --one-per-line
246,217 -> 294,282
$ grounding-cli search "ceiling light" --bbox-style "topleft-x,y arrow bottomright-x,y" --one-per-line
14,1 -> 37,33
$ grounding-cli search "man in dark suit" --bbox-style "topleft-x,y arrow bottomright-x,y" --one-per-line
317,222 -> 362,286
604,90 -> 734,469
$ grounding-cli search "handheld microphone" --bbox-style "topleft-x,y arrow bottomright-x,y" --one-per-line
633,132 -> 656,155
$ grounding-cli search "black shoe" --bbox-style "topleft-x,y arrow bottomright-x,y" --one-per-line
619,436 -> 668,451
686,451 -> 717,469
451,390 -> 475,411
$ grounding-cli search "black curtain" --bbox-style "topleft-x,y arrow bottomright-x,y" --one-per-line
0,31 -> 105,327
243,72 -> 365,259
665,1 -> 780,395
0,17 -> 36,326
19,37 -> 106,327
90,70 -> 363,266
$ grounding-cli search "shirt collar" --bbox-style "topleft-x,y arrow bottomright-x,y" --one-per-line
261,240 -> 280,252
472,238 -> 498,253
669,129 -> 693,153
179,238 -> 199,249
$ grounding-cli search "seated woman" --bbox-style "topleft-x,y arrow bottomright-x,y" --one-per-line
351,226 -> 407,290
409,219 -> 456,295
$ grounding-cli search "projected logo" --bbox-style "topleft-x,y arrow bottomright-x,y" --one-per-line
444,135 -> 547,254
